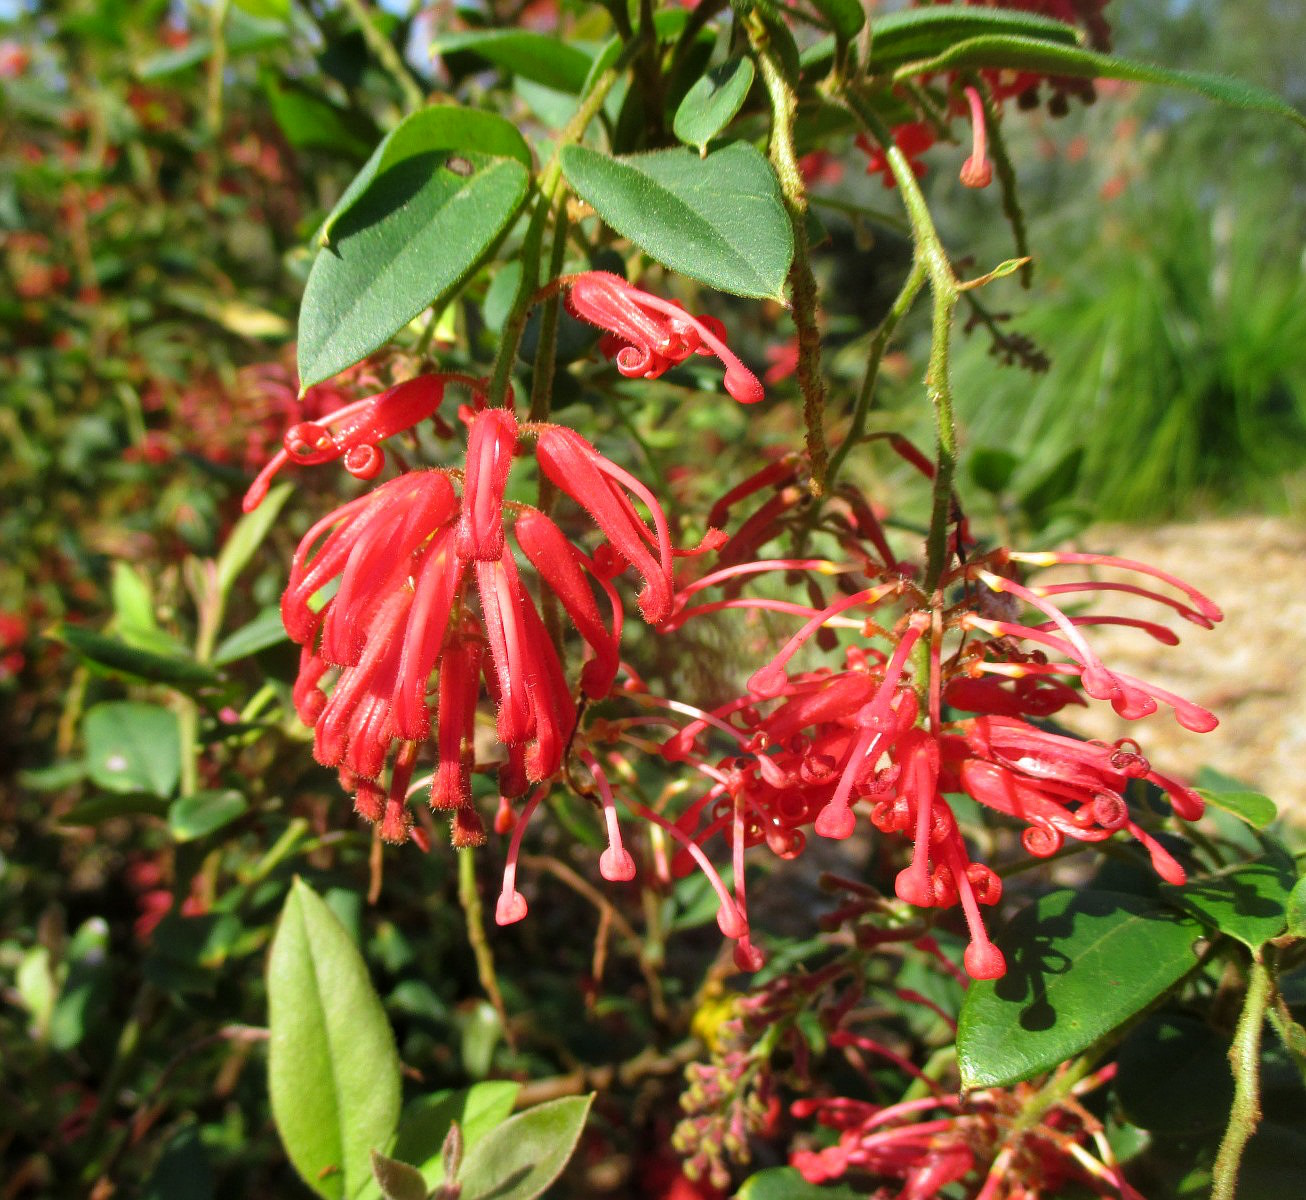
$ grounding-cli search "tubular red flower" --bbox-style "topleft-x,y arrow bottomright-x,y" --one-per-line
534,424 -> 674,625
456,406 -> 517,561
561,271 -> 764,404
513,507 -> 622,699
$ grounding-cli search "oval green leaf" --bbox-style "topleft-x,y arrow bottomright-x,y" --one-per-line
268,879 -> 402,1200
432,30 -> 592,93
561,141 -> 793,300
1286,875 -> 1306,939
370,1151 -> 427,1200
738,1167 -> 866,1200
212,606 -> 289,666
84,702 -> 182,798
957,888 -> 1203,1090
811,0 -> 866,43
1162,859 -> 1293,950
1197,786 -> 1278,830
673,58 -> 756,154
298,154 -> 529,386
168,790 -> 249,842
869,6 -> 1081,70
53,624 -> 220,690
889,36 -> 1306,129
216,481 -> 291,597
456,1094 -> 593,1200
320,106 -> 532,244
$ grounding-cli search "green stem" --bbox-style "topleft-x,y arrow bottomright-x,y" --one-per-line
1213,956 -> 1273,1200
527,198 -> 571,424
458,848 -> 513,1043
749,14 -> 829,495
484,43 -> 642,410
340,0 -> 426,113
825,258 -> 927,490
845,94 -> 960,593
204,0 -> 230,140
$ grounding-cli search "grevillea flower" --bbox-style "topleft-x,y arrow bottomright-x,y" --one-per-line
559,271 -> 764,405
791,1064 -> 1138,1199
250,374 -> 711,864
613,471 -> 1221,979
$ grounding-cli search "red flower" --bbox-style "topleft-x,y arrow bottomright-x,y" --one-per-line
560,272 -> 764,404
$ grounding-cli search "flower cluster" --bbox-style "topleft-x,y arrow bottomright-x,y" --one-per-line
617,469 -> 1219,980
250,374 -> 701,850
792,1066 -> 1137,1199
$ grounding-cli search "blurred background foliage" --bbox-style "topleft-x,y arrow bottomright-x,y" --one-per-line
1,0 -> 1303,1195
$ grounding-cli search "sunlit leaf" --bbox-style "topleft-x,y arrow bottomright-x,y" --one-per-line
268,879 -> 402,1199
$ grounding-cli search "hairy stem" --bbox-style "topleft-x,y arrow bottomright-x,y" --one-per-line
750,14 -> 829,495
1213,956 -> 1272,1200
845,94 -> 960,592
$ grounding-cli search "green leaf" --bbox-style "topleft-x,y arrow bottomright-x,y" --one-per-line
390,1082 -> 521,1182
168,790 -> 249,842
111,561 -> 158,639
1194,782 -> 1278,830
738,1167 -> 866,1200
298,154 -> 529,386
810,0 -> 866,43
50,917 -> 112,1052
432,30 -> 592,93
370,1151 -> 427,1200
84,702 -> 182,798
212,607 -> 290,665
1114,1014 -> 1233,1134
1286,875 -> 1306,939
268,879 -> 402,1200
673,58 -> 756,155
561,142 -> 793,300
957,889 -> 1202,1090
320,106 -> 533,245
265,77 -> 374,158
456,1095 -> 592,1200
59,794 -> 170,825
889,36 -> 1306,129
233,0 -> 290,18
357,1082 -> 521,1198
216,482 -> 292,599
869,5 -> 1082,71
1163,859 -> 1293,950
52,624 -> 220,690
135,10 -> 286,78
969,446 -> 1021,494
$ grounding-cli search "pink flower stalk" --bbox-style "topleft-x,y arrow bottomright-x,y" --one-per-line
560,271 -> 764,405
